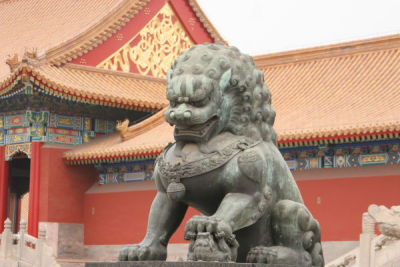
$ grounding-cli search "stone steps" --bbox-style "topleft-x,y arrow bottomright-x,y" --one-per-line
57,258 -> 98,267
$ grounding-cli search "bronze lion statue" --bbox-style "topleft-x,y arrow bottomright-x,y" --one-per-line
119,43 -> 324,266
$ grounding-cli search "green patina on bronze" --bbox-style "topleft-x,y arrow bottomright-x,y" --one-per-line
119,43 -> 324,266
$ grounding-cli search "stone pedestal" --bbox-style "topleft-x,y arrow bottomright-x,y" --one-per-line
86,262 -> 297,267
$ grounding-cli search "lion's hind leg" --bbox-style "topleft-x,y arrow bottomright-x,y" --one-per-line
246,200 -> 324,266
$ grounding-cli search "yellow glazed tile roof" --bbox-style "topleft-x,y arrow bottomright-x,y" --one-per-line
64,34 -> 400,163
0,63 -> 167,110
64,108 -> 173,163
0,0 -> 225,76
0,0 -> 130,78
0,0 -> 226,110
258,34 -> 400,146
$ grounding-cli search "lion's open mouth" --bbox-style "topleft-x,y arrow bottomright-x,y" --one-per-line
174,116 -> 218,142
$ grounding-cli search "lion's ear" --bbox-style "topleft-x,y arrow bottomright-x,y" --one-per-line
167,69 -> 173,82
219,69 -> 231,90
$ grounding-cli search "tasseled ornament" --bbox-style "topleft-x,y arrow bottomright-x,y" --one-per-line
167,178 -> 186,201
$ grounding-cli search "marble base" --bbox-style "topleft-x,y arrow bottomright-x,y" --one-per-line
86,262 -> 296,267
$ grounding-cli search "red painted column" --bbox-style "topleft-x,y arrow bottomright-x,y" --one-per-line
0,146 -> 9,232
28,142 -> 42,237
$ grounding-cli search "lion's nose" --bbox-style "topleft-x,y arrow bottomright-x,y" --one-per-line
170,104 -> 192,121
183,111 -> 192,119
175,110 -> 192,120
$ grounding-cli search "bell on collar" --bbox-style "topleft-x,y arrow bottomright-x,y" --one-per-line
167,181 -> 186,201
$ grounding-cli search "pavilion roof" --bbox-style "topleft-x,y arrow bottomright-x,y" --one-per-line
64,109 -> 172,163
64,34 -> 400,164
0,0 -> 125,78
0,0 -> 225,78
258,34 -> 400,147
0,63 -> 167,111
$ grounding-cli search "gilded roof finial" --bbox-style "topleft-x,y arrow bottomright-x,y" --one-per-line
5,48 -> 40,73
23,48 -> 38,62
116,119 -> 130,140
6,54 -> 20,72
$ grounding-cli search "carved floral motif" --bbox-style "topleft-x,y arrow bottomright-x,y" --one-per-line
97,3 -> 194,78
368,204 -> 400,239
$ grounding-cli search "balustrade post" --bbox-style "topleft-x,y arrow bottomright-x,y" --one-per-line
17,219 -> 27,262
359,212 -> 376,267
0,218 -> 12,259
37,226 -> 46,266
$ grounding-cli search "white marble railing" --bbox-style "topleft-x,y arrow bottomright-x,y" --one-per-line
326,204 -> 400,267
0,218 -> 60,267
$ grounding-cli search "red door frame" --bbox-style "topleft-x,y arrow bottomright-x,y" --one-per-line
28,142 -> 42,237
0,146 -> 10,232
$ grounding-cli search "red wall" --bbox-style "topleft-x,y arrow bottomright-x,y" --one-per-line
83,174 -> 400,245
297,175 -> 400,241
39,146 -> 97,223
84,190 -> 199,245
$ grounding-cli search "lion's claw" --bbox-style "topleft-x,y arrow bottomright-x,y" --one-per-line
118,244 -> 166,261
247,246 -> 277,263
246,246 -> 312,265
185,216 -> 232,241
185,216 -> 238,262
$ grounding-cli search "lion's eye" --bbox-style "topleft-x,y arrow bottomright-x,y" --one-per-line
190,101 -> 202,107
190,97 -> 210,107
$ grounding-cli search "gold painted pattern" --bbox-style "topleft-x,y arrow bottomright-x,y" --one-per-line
360,154 -> 386,164
5,143 -> 32,160
97,3 -> 194,78
59,117 -> 73,126
10,135 -> 24,143
84,118 -> 92,131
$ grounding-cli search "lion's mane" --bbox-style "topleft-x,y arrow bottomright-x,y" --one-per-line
168,43 -> 276,143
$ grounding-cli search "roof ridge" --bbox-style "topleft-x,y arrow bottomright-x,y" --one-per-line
188,0 -> 227,45
117,108 -> 167,141
260,44 -> 398,71
62,63 -> 167,83
254,34 -> 400,67
45,0 -> 150,65
0,0 -> 20,5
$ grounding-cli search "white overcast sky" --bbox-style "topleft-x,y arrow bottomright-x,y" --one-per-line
197,0 -> 400,55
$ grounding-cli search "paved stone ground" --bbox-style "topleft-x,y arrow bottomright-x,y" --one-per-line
86,262 -> 297,267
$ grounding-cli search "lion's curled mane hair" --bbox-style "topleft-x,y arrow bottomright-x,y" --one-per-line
168,43 -> 277,144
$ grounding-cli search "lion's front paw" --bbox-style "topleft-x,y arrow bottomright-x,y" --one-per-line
184,215 -> 233,241
185,216 -> 238,262
118,243 -> 166,261
246,246 -> 312,266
